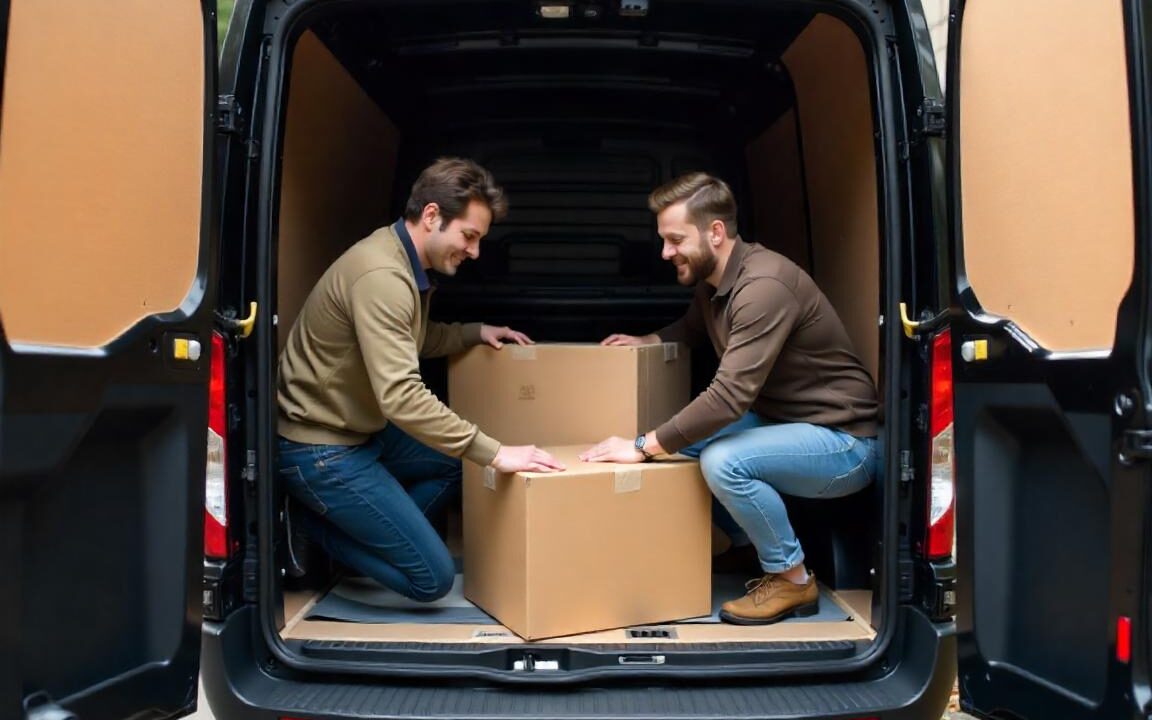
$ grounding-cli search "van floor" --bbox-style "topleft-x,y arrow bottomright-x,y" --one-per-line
279,581 -> 875,645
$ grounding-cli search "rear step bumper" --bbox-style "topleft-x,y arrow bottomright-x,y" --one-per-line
201,606 -> 955,719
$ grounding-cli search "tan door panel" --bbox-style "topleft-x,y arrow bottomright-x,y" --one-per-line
960,0 -> 1133,351
0,0 -> 205,348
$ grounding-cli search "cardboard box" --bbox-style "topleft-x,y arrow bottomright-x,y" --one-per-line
448,342 -> 689,447
463,446 -> 712,640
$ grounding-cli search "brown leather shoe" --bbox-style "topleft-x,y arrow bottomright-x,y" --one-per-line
719,572 -> 820,625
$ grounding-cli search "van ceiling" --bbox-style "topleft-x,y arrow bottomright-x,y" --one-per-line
306,1 -> 818,140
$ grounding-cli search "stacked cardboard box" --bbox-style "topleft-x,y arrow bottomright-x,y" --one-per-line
448,342 -> 690,445
448,343 -> 713,640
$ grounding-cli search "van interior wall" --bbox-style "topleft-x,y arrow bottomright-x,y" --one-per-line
742,13 -> 881,595
746,13 -> 880,384
276,30 -> 400,351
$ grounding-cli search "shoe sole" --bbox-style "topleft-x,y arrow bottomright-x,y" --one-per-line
718,600 -> 820,626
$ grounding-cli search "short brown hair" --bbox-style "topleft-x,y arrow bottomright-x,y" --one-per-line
648,172 -> 738,237
404,157 -> 508,226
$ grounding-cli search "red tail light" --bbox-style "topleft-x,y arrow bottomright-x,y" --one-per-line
1117,615 -> 1132,663
205,331 -> 230,559
926,328 -> 955,559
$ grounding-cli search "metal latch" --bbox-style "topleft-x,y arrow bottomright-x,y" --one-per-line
242,449 -> 258,484
917,97 -> 946,136
216,94 -> 246,136
215,302 -> 258,339
899,450 -> 914,483
898,303 -> 948,339
1120,429 -> 1152,463
513,653 -> 560,671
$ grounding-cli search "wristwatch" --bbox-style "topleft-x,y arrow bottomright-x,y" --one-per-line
634,434 -> 654,462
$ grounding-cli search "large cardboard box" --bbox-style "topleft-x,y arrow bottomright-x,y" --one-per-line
463,446 -> 712,640
448,342 -> 689,447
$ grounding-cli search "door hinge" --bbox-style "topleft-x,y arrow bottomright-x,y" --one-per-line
916,97 -> 946,137
1121,429 -> 1152,463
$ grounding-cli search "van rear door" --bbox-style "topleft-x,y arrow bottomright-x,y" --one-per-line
946,0 -> 1152,717
0,2 -> 217,719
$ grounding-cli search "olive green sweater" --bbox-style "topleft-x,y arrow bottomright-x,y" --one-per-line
277,223 -> 501,465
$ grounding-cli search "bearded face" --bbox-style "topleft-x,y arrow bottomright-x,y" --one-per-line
657,202 -> 719,286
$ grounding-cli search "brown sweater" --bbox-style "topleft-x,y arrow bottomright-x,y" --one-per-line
277,223 -> 501,465
654,240 -> 878,453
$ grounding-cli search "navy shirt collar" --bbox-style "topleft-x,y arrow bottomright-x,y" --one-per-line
393,218 -> 430,291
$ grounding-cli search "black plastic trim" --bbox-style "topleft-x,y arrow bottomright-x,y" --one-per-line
296,638 -> 859,666
203,604 -> 954,717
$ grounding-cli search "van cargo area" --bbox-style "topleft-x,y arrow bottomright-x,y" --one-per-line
251,0 -> 907,677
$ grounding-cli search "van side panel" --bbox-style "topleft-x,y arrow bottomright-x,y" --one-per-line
277,31 -> 399,350
783,15 -> 880,382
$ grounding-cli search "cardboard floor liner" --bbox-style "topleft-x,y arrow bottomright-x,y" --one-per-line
287,575 -> 874,644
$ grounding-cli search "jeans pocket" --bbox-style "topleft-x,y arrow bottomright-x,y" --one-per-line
279,465 -> 329,516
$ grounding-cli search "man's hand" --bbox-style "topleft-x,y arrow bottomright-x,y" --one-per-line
491,445 -> 566,473
579,436 -> 645,463
480,324 -> 534,349
600,333 -> 660,347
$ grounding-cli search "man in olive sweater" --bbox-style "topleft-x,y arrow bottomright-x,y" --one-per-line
278,158 -> 563,602
582,172 -> 878,624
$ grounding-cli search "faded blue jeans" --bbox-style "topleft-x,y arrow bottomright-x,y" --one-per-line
679,413 -> 877,573
277,424 -> 460,601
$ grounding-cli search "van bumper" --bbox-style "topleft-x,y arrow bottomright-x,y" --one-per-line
201,605 -> 956,720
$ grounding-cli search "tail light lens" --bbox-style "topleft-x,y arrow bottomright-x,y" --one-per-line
205,331 -> 230,559
926,328 -> 955,560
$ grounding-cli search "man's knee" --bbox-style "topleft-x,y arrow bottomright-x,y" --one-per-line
407,552 -> 456,602
699,444 -> 744,493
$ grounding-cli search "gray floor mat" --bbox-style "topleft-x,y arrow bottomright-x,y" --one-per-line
304,573 -> 853,625
308,574 -> 499,624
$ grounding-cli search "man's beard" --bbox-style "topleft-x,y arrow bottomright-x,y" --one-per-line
676,247 -> 717,285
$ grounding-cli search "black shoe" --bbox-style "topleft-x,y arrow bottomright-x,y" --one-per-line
711,543 -> 762,576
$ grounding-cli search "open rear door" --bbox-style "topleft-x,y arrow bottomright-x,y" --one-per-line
0,2 -> 217,719
947,0 -> 1152,717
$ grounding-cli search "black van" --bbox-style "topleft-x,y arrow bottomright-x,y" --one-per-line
3,0 -> 1150,718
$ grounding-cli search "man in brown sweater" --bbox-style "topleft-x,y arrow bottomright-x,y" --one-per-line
278,158 -> 563,601
581,172 -> 878,624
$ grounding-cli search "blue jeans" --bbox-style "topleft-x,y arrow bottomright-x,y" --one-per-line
679,413 -> 877,573
277,424 -> 461,601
